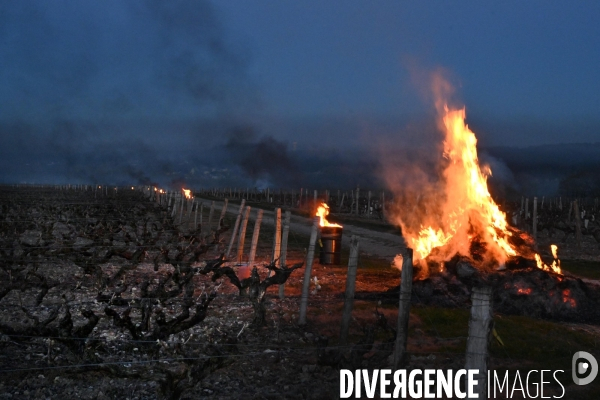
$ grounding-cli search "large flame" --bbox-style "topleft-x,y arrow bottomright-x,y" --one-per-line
183,188 -> 192,199
316,203 -> 342,228
391,97 -> 560,274
407,105 -> 516,265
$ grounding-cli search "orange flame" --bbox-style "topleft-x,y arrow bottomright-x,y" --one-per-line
535,244 -> 561,274
183,188 -> 192,199
316,203 -> 342,228
406,105 -> 516,265
390,90 -> 560,274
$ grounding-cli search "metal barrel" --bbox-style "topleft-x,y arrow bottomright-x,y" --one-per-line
319,226 -> 343,265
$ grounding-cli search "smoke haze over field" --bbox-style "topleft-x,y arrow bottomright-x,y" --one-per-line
1,1 -> 599,195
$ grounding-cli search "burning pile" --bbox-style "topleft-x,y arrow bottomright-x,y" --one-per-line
390,95 -> 560,274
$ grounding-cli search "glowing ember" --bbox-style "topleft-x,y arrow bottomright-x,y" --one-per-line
182,188 -> 192,199
389,77 -> 561,274
516,287 -> 532,295
316,203 -> 342,228
562,289 -> 576,307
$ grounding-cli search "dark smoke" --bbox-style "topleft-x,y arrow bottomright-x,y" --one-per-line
0,0 -> 250,187
484,143 -> 600,197
224,126 -> 300,187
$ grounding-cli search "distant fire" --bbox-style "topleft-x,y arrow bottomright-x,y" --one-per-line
316,203 -> 342,228
183,188 -> 192,199
388,75 -> 560,274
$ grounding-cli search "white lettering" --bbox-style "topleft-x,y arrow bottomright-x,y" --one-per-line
511,371 -> 525,398
393,370 -> 407,398
467,369 -> 479,398
540,370 -> 550,398
409,369 -> 423,398
437,370 -> 453,398
422,370 -> 435,398
380,369 -> 391,398
363,369 -> 378,398
493,370 -> 509,397
526,370 -> 539,398
454,370 -> 466,399
345,368 -> 574,400
340,370 -> 353,398
553,370 -> 565,399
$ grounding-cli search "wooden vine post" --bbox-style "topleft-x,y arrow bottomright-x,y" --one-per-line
392,248 -> 413,369
272,207 -> 282,261
226,200 -> 246,258
218,199 -> 229,229
298,217 -> 320,325
278,210 -> 292,299
236,206 -> 251,263
339,235 -> 359,345
247,209 -> 264,266
465,286 -> 493,400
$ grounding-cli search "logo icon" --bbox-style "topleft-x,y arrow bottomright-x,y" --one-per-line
572,351 -> 598,385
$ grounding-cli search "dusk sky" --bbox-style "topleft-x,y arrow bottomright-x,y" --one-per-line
218,0 -> 600,146
1,1 -> 599,191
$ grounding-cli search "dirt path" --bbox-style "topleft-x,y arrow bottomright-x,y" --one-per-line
202,198 -> 406,260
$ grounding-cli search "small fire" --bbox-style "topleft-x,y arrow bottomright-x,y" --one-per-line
535,244 -> 561,274
182,188 -> 192,199
316,203 -> 342,228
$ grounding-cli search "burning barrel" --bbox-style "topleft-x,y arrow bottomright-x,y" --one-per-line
320,225 -> 343,264
316,202 -> 343,265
